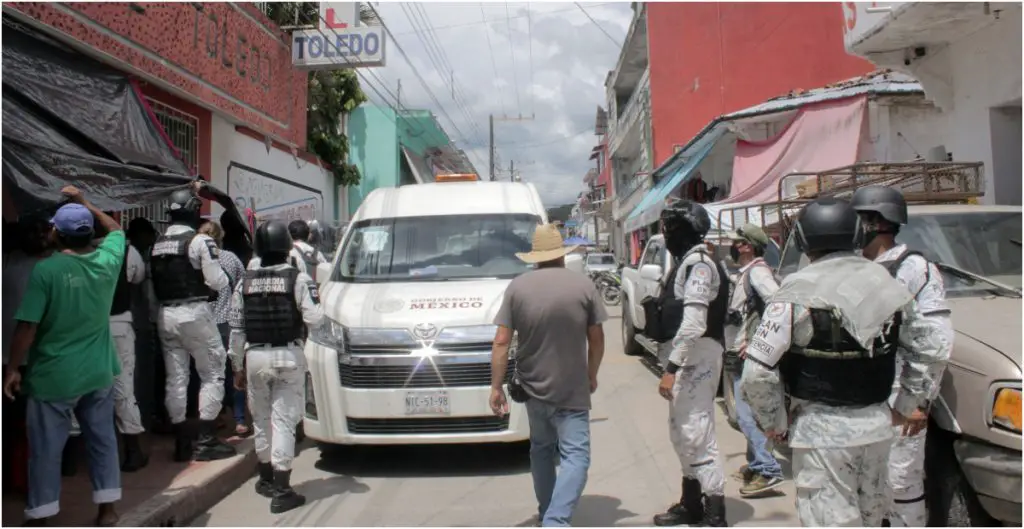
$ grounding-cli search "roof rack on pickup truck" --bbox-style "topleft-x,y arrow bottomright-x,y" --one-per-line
715,161 -> 985,244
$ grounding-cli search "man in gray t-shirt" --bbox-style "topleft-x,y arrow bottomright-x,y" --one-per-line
489,224 -> 607,527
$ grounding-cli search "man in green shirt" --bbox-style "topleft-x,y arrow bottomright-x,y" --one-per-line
3,186 -> 125,526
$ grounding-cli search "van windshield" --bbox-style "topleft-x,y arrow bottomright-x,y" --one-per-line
333,214 -> 541,282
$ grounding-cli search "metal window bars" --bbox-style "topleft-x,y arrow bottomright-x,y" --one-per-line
118,98 -> 200,234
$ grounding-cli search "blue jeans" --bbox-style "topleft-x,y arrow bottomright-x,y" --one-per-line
525,399 -> 591,527
26,385 -> 121,520
733,374 -> 782,479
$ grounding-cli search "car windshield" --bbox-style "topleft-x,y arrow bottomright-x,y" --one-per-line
778,210 -> 1022,297
896,211 -> 1021,296
587,254 -> 616,265
333,214 -> 540,282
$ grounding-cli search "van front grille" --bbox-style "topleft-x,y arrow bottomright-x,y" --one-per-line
345,416 -> 511,435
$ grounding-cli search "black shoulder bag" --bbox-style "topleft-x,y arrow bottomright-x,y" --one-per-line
641,256 -> 685,343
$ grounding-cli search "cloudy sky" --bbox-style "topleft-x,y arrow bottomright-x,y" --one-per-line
363,1 -> 632,207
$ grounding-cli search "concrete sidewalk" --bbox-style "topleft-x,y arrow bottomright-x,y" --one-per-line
2,429 -> 257,527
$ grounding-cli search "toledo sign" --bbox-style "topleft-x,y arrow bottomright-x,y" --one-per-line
291,2 -> 386,69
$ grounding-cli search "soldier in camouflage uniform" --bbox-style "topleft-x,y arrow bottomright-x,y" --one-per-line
229,220 -> 325,514
653,201 -> 731,527
739,198 -> 947,526
853,186 -> 953,527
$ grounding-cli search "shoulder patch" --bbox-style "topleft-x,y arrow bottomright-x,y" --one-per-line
202,237 -> 220,259
307,282 -> 321,304
764,302 -> 786,319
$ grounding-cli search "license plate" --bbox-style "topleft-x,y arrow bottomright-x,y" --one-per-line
404,391 -> 450,415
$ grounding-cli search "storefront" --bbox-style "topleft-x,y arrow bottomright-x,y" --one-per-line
3,2 -> 339,224
623,71 -> 947,237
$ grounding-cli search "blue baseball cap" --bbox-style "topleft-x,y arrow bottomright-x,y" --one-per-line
50,203 -> 94,236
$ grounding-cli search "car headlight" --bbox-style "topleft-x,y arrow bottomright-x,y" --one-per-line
309,318 -> 346,350
435,324 -> 498,344
991,386 -> 1022,433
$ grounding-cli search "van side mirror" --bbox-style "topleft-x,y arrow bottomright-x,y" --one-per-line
640,264 -> 662,282
316,262 -> 332,287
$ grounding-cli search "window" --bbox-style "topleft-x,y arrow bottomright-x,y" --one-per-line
333,214 -> 541,282
642,240 -> 664,267
119,98 -> 199,234
587,254 -> 616,265
776,210 -> 1021,297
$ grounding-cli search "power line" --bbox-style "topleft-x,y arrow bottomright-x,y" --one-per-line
527,2 -> 535,117
480,3 -> 506,117
400,4 -> 490,154
366,3 -> 488,173
390,3 -> 617,35
574,2 -> 622,48
504,2 -> 522,114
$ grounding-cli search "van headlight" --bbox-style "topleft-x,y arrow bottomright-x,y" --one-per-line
309,318 -> 346,350
991,386 -> 1022,433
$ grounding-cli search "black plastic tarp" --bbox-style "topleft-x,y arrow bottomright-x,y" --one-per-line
1,14 -> 244,233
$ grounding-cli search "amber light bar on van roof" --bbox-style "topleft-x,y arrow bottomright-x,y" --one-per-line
435,173 -> 479,182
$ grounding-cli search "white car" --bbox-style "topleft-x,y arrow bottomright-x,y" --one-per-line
304,177 -> 546,446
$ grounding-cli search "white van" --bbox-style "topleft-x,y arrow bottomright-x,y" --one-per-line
303,178 -> 547,446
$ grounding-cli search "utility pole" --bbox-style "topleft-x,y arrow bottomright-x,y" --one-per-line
396,79 -> 402,109
509,160 -> 515,182
489,113 -> 536,182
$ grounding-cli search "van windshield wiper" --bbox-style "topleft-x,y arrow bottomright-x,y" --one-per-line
933,262 -> 1022,298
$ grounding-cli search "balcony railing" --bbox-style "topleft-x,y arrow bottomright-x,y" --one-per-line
609,69 -> 649,153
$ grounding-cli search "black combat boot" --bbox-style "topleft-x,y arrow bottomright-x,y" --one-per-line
270,470 -> 306,514
193,420 -> 236,461
120,434 -> 149,472
653,477 -> 704,526
172,422 -> 193,463
699,494 -> 728,527
254,462 -> 275,498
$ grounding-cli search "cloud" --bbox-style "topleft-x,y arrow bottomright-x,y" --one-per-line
364,2 -> 632,206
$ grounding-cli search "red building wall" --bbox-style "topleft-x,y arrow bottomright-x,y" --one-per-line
5,2 -> 307,148
646,2 -> 873,168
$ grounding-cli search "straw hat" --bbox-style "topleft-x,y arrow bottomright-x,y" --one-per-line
515,223 -> 578,264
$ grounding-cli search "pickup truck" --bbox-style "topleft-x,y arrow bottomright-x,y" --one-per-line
775,203 -> 1022,526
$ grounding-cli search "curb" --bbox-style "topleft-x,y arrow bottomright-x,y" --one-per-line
117,439 -> 256,527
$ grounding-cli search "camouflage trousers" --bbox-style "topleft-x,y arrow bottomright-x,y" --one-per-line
793,441 -> 891,526
246,345 -> 306,471
887,426 -> 927,526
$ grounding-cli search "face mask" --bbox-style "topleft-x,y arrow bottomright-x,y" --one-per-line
729,245 -> 741,262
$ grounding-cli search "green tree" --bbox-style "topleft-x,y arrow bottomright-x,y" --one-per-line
264,2 -> 368,186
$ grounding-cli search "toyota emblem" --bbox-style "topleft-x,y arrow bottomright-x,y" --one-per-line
412,323 -> 438,340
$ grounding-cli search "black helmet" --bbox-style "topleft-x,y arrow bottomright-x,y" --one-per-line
255,220 -> 293,257
660,200 -> 712,256
794,198 -> 864,254
164,186 -> 200,222
851,185 -> 908,225
660,200 -> 711,237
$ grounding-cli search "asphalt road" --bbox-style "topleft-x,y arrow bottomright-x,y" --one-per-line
193,306 -> 799,527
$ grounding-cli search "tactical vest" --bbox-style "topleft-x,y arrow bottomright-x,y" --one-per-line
109,242 -> 131,316
290,245 -> 319,274
882,250 -> 930,299
150,232 -> 210,303
644,251 -> 729,343
780,309 -> 901,407
242,267 -> 305,346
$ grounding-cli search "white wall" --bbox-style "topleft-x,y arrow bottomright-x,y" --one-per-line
917,7 -> 1022,204
209,114 -> 338,224
989,105 -> 1022,205
869,97 -> 950,163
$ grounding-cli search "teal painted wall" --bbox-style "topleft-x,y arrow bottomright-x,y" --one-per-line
346,106 -> 459,217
